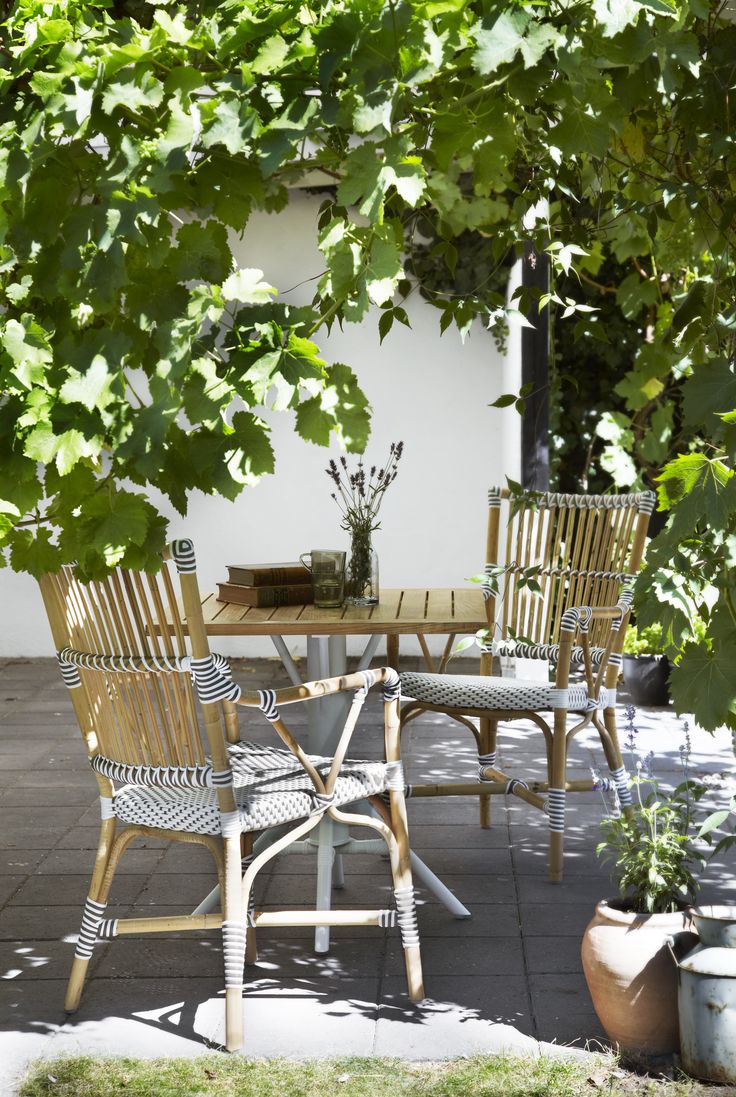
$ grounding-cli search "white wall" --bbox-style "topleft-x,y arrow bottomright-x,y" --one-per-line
0,192 -> 520,658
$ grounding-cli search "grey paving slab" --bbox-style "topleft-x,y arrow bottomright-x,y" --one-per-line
0,851 -> 45,876
0,904 -> 88,940
520,901 -> 596,938
9,873 -> 144,907
0,877 -> 24,904
385,935 -> 524,977
0,786 -> 96,807
524,936 -> 584,974
377,974 -> 534,1055
530,973 -> 607,1047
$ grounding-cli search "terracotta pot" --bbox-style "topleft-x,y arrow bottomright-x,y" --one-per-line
581,899 -> 696,1054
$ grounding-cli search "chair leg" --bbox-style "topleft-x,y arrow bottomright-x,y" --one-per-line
547,711 -> 568,884
241,836 -> 258,965
384,797 -> 424,1001
478,716 -> 497,829
65,816 -> 116,1013
602,705 -> 632,809
222,834 -> 246,1053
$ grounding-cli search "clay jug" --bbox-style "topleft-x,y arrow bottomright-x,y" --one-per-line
581,899 -> 696,1054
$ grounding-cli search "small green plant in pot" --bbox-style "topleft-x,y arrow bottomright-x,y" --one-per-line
622,622 -> 670,706
581,712 -> 705,1056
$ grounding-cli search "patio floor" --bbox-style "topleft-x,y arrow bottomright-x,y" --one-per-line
1,656 -> 734,1092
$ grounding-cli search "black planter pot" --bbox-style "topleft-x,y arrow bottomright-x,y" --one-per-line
622,654 -> 671,706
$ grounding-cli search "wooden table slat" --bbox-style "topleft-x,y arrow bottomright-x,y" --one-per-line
452,588 -> 487,628
195,588 -> 485,636
397,589 -> 428,622
425,588 -> 453,623
363,589 -> 403,624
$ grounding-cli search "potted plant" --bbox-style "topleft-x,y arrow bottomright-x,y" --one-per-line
581,713 -> 705,1056
622,622 -> 670,706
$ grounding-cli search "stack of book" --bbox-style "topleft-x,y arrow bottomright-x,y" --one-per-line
217,561 -> 313,607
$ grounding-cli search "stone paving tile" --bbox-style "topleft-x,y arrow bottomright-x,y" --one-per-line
0,904 -> 87,941
37,848 -> 165,876
379,973 -> 533,1037
0,938 -> 84,982
519,901 -> 596,938
10,873 -> 144,907
524,936 -> 584,974
56,826 -> 171,850
0,877 -> 25,905
0,786 -> 96,807
0,851 -> 45,876
385,935 -> 524,977
402,822 -> 510,849
530,973 -> 607,1048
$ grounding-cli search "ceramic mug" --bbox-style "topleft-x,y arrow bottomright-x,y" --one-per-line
299,550 -> 346,608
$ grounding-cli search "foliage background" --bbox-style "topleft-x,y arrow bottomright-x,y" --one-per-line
1,0 -> 735,729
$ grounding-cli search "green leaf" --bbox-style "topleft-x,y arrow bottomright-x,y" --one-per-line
698,810 -> 731,838
9,528 -> 61,578
59,358 -> 116,412
682,358 -> 736,431
550,106 -> 611,159
201,97 -> 261,155
593,0 -> 645,37
227,412 -> 276,487
78,490 -> 156,568
221,268 -> 276,304
669,640 -> 736,731
366,233 -> 402,306
170,221 -> 230,285
295,363 -> 371,453
473,12 -> 528,75
657,454 -> 729,506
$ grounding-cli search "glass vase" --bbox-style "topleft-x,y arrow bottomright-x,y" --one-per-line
345,526 -> 379,606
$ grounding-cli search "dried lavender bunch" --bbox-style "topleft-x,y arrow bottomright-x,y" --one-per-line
325,441 -> 404,534
326,442 -> 404,597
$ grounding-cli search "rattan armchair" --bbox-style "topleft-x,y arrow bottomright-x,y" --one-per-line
398,488 -> 654,882
39,539 -> 423,1052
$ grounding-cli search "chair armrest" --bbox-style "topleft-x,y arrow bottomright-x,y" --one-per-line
555,589 -> 634,694
234,666 -> 400,710
234,666 -> 401,796
558,587 -> 634,639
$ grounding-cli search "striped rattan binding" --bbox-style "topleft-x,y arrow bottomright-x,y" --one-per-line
398,488 -> 654,883
39,542 -> 424,1053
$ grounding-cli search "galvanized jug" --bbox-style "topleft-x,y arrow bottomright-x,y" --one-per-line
669,916 -> 736,1084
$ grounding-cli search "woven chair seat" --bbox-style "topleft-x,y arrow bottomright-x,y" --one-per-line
400,671 -> 612,713
114,753 -> 393,836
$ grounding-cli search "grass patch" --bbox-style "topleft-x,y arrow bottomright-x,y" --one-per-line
18,1055 -> 729,1097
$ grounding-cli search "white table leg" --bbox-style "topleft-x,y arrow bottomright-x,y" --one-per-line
270,635 -> 302,687
308,636 -> 350,951
410,851 -> 471,918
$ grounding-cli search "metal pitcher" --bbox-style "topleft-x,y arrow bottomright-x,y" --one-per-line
669,939 -> 736,1083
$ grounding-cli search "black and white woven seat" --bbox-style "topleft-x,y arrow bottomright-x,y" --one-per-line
400,672 -> 614,713
115,754 -> 398,835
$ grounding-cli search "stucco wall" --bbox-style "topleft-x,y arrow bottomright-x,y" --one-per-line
0,191 -> 521,659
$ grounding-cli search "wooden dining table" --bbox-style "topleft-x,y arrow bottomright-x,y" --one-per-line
196,586 -> 488,950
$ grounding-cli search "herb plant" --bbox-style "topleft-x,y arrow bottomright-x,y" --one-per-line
596,711 -> 706,914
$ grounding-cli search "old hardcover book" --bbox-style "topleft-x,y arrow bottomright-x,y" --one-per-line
226,562 -> 309,586
217,582 -> 313,608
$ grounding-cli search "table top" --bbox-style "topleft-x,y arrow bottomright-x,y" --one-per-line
200,587 -> 487,636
